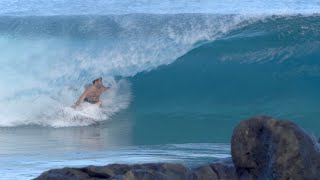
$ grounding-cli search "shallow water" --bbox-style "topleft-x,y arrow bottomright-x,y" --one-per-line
0,113 -> 231,179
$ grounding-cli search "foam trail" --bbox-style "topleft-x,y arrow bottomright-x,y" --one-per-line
0,78 -> 131,127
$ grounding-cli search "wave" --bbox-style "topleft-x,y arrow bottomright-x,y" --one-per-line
130,14 -> 320,122
0,14 -> 320,127
0,14 -> 252,127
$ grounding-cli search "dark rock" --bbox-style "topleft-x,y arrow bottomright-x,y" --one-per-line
210,163 -> 238,180
191,158 -> 238,180
149,163 -> 191,179
36,163 -> 194,180
121,163 -> 192,180
192,165 -> 219,180
35,168 -> 93,180
82,164 -> 133,177
231,116 -> 320,180
122,169 -> 168,180
36,161 -> 237,180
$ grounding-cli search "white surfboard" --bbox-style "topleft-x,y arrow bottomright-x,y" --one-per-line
64,106 -> 100,121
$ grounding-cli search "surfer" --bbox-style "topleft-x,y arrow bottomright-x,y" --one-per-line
72,77 -> 110,108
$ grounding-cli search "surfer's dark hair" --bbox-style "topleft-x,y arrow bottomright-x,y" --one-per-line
92,77 -> 102,84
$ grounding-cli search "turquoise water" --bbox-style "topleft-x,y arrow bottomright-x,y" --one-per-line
131,15 -> 320,142
1,0 -> 320,179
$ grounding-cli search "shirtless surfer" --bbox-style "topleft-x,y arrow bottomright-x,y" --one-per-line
72,77 -> 110,108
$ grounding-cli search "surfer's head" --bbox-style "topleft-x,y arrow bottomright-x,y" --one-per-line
92,77 -> 103,86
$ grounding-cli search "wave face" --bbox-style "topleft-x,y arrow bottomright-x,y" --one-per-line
1,13 -> 320,129
130,15 -> 320,135
0,14 -> 250,127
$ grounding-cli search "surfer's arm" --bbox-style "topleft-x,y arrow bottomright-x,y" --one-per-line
102,85 -> 110,92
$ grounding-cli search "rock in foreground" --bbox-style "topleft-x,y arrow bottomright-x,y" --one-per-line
35,162 -> 237,180
35,116 -> 320,180
232,116 -> 320,180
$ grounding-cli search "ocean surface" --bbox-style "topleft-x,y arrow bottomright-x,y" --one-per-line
1,0 -> 320,179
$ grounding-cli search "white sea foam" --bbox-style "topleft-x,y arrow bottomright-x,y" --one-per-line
0,78 -> 131,127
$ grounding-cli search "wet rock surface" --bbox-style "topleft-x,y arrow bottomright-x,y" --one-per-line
35,162 -> 238,180
232,116 -> 320,180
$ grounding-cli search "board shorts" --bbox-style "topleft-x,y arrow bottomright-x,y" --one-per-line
84,98 -> 98,104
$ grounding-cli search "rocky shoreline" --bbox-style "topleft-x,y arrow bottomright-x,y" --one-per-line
35,116 -> 320,180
